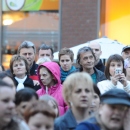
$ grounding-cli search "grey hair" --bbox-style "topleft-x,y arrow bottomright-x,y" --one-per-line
17,41 -> 36,54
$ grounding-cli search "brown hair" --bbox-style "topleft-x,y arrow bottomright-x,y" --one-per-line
105,54 -> 126,80
10,55 -> 29,76
24,100 -> 55,123
58,47 -> 74,61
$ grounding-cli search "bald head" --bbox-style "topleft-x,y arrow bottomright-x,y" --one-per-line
88,42 -> 102,62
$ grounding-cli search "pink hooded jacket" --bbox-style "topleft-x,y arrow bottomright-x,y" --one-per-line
36,62 -> 67,116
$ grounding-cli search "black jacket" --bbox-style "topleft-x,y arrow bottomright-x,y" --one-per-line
95,59 -> 105,72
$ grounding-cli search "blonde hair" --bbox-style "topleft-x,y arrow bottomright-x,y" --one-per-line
63,72 -> 94,106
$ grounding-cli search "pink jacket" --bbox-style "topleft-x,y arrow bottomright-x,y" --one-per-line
36,62 -> 67,116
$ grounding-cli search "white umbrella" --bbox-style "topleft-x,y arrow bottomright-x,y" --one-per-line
54,37 -> 125,60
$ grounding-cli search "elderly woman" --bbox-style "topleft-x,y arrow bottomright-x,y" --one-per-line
10,55 -> 40,91
54,72 -> 94,130
36,61 -> 67,116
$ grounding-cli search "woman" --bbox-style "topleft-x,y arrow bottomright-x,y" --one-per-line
0,71 -> 16,94
36,61 -> 67,116
89,84 -> 100,115
40,94 -> 59,117
58,48 -> 77,83
24,100 -> 55,130
10,55 -> 40,91
15,88 -> 38,117
54,72 -> 94,130
0,80 -> 29,130
97,54 -> 130,94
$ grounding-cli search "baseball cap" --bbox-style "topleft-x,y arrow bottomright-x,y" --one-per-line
122,45 -> 130,52
100,88 -> 130,106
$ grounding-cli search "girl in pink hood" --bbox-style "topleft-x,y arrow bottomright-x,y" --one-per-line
37,61 -> 67,116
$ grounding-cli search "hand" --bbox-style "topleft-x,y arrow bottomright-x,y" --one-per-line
33,80 -> 40,86
123,108 -> 130,130
111,74 -> 120,85
119,73 -> 127,87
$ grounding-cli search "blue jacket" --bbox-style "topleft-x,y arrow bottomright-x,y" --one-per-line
76,117 -> 100,130
54,109 -> 77,130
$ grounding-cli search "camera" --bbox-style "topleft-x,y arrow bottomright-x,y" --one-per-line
115,68 -> 122,75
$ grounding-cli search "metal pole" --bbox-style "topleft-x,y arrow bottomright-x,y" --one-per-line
0,0 -> 2,64
58,0 -> 62,50
97,0 -> 100,38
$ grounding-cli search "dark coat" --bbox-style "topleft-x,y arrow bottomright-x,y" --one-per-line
54,109 -> 77,130
93,67 -> 106,84
14,75 -> 40,91
95,59 -> 105,72
76,117 -> 100,130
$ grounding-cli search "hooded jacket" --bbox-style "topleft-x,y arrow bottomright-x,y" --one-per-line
36,62 -> 67,116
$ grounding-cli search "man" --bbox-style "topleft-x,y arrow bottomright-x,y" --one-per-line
76,46 -> 106,84
88,42 -> 105,72
76,88 -> 130,130
38,44 -> 54,61
122,45 -> 130,60
17,41 -> 38,81
58,47 -> 77,83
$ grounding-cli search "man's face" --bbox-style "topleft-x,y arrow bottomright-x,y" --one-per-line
99,104 -> 128,130
88,42 -> 102,61
122,49 -> 130,59
39,49 -> 53,61
79,51 -> 95,71
19,48 -> 35,67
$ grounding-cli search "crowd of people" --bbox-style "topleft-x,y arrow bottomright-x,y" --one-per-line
0,40 -> 129,130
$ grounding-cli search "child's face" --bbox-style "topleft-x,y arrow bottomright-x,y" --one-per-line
48,100 -> 58,117
28,113 -> 54,130
109,60 -> 123,76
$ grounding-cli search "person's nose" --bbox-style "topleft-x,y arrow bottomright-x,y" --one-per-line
8,101 -> 15,109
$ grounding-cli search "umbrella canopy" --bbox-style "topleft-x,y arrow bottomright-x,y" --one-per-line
54,37 -> 125,60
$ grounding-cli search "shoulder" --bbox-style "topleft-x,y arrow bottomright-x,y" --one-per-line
76,122 -> 100,130
54,115 -> 66,130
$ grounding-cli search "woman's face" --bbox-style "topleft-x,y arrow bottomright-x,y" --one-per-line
39,67 -> 54,87
0,87 -> 15,127
16,96 -> 37,116
109,60 -> 123,76
48,100 -> 58,117
28,113 -> 54,130
90,93 -> 100,113
13,60 -> 27,77
2,77 -> 16,94
99,104 -> 128,130
69,81 -> 93,109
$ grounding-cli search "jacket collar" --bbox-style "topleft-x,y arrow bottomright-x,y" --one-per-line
64,109 -> 77,128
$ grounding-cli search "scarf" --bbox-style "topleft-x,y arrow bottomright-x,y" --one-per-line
15,75 -> 27,91
60,66 -> 76,83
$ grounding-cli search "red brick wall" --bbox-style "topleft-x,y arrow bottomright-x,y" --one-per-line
61,0 -> 99,48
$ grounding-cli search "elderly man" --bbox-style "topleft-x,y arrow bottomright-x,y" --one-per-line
122,45 -> 130,60
76,46 -> 106,84
88,42 -> 105,72
76,88 -> 130,130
